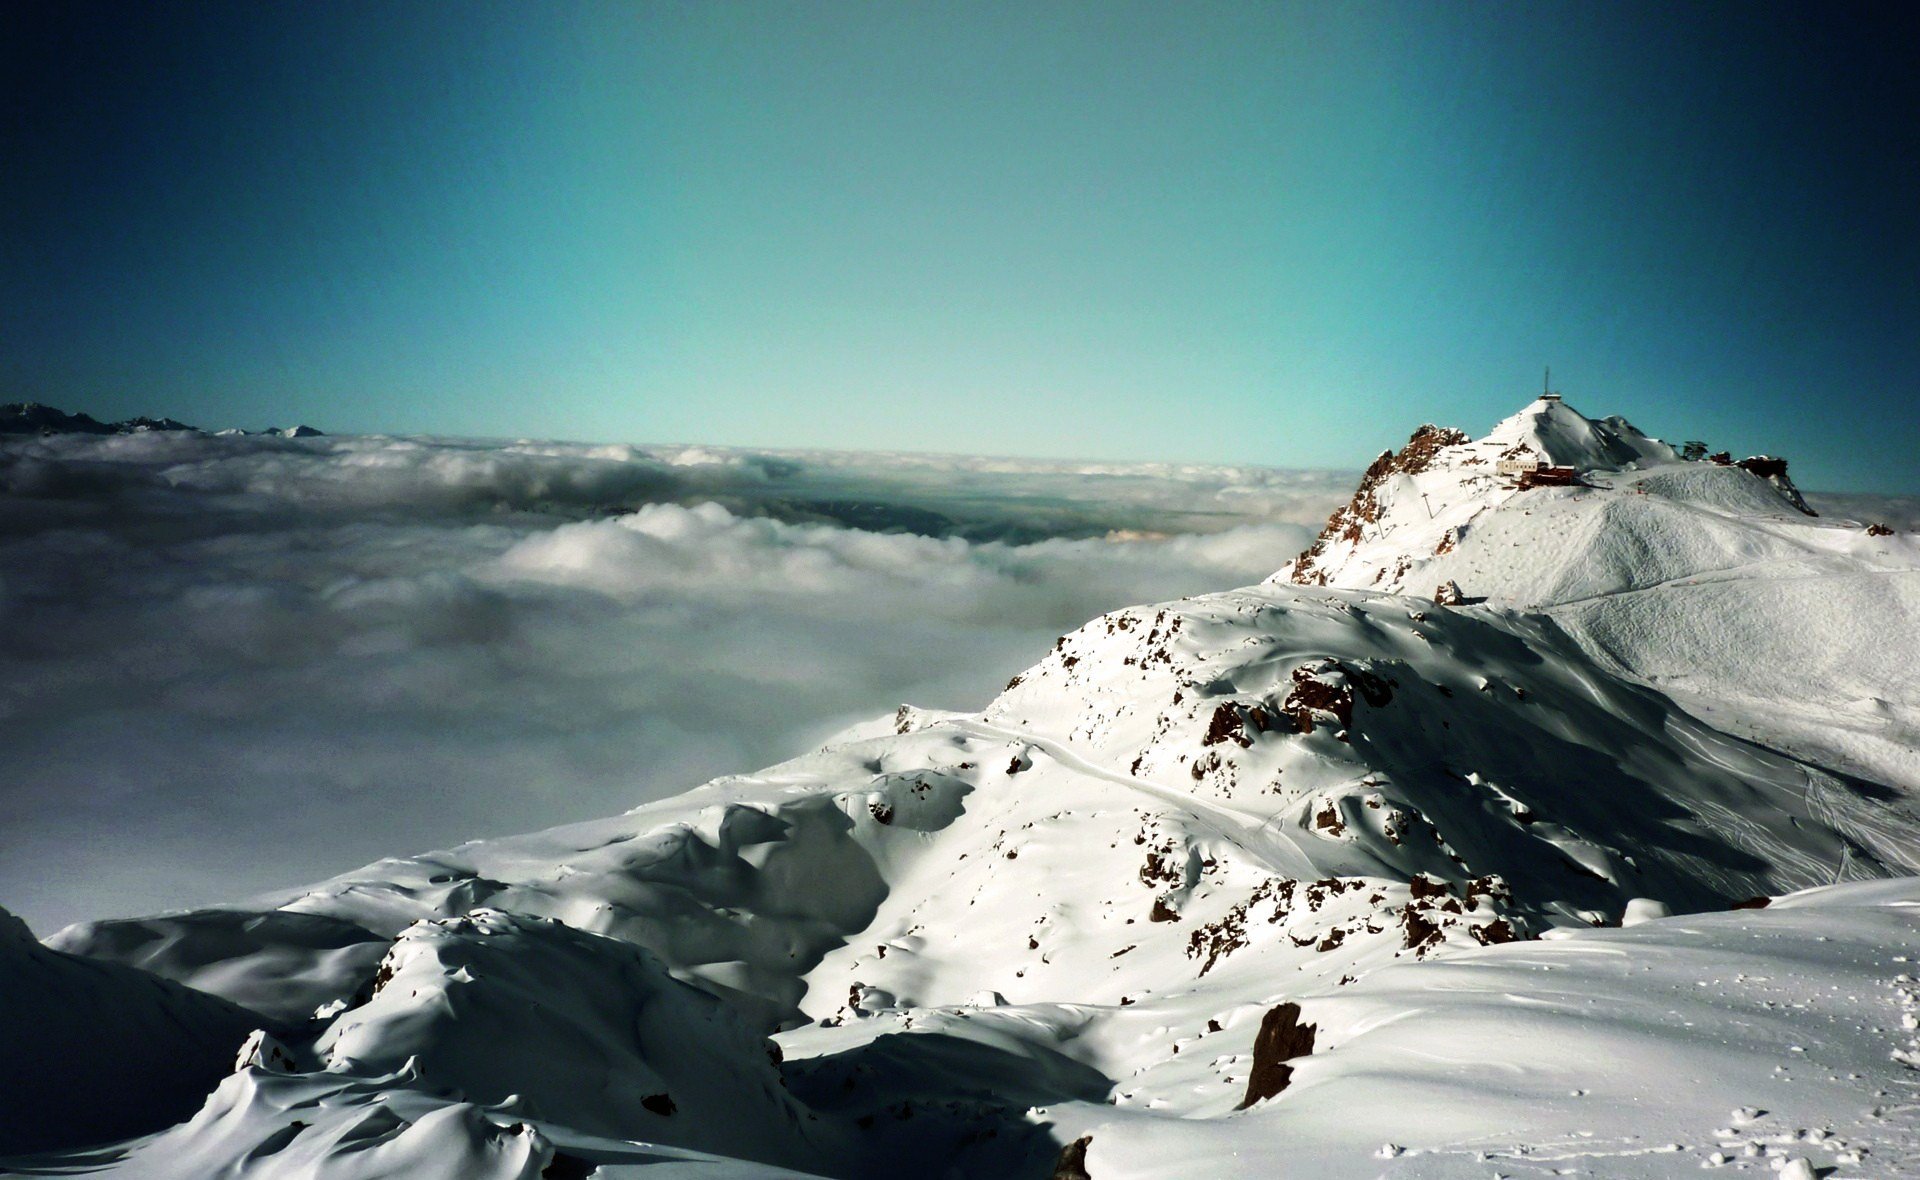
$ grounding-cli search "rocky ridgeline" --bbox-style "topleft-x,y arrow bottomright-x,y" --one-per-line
1,401 -> 322,437
1273,396 -> 1836,604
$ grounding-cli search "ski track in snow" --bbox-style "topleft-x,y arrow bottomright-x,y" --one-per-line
952,717 -> 1323,881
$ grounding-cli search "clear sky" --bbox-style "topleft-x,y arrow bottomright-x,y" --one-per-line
4,1 -> 1916,490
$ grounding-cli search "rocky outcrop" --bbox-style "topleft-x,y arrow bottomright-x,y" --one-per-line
1290,425 -> 1469,584
1237,1002 -> 1316,1108
1051,1135 -> 1094,1179
1737,455 -> 1816,516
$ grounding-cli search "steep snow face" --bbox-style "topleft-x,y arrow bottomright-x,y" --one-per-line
983,587 -> 1917,913
1491,396 -> 1678,470
13,398 -> 1920,1179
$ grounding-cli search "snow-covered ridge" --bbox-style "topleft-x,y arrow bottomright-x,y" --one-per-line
8,396 -> 1920,1178
1278,395 -> 1832,600
1272,395 -> 1920,796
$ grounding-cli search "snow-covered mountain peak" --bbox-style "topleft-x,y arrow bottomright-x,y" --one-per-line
1276,394 -> 1849,606
1479,395 -> 1676,471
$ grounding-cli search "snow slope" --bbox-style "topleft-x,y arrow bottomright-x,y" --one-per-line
1073,879 -> 1920,1178
10,397 -> 1919,1178
0,905 -> 265,1156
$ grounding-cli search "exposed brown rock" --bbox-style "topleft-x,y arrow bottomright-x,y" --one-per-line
1236,1001 -> 1317,1108
1312,802 -> 1345,835
1282,663 -> 1355,732
1289,425 -> 1469,583
1462,875 -> 1513,907
1400,904 -> 1442,953
1470,918 -> 1518,945
1730,896 -> 1772,910
1352,667 -> 1394,707
1203,703 -> 1250,748
1051,1135 -> 1093,1179
1139,843 -> 1184,888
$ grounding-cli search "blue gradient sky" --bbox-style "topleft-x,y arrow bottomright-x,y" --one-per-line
5,2 -> 1916,490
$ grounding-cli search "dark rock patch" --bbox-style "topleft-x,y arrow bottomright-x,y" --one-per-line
1290,424 -> 1469,584
542,1151 -> 596,1179
1052,1135 -> 1093,1179
1400,905 -> 1442,953
1236,1002 -> 1317,1108
640,1092 -> 677,1117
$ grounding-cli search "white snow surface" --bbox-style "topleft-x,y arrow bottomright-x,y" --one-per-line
9,398 -> 1920,1178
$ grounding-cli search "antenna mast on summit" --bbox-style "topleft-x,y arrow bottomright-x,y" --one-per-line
1544,366 -> 1550,396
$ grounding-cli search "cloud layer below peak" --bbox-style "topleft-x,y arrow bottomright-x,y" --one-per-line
0,431 -> 1350,932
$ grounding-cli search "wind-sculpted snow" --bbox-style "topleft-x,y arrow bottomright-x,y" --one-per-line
9,399 -> 1920,1178
0,427 -> 1343,929
311,910 -> 824,1168
43,909 -> 390,1024
9,1064 -> 824,1178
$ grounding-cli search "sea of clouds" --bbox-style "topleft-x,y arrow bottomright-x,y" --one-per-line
0,429 -> 1356,931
